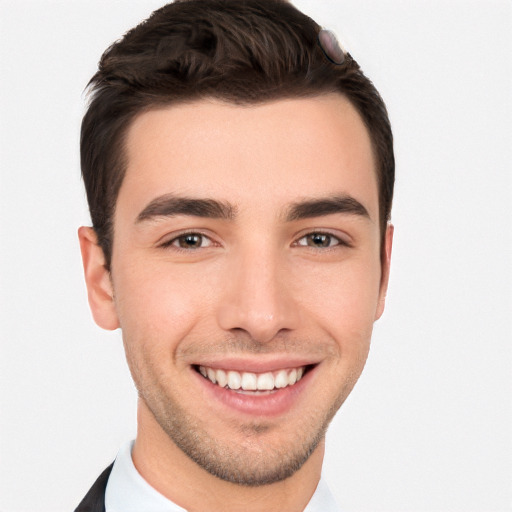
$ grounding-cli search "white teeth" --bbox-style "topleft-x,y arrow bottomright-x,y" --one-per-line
257,372 -> 274,391
241,372 -> 257,391
227,370 -> 241,390
216,369 -> 228,388
274,370 -> 288,389
199,365 -> 307,391
207,367 -> 216,384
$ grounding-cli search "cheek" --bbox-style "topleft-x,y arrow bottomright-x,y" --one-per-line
291,256 -> 381,380
294,257 -> 382,331
112,260 -> 219,348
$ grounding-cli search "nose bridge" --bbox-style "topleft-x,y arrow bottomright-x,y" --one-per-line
217,240 -> 299,342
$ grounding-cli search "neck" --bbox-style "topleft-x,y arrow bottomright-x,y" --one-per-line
132,399 -> 324,512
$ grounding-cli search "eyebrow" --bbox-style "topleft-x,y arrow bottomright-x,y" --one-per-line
285,195 -> 370,222
136,194 -> 236,223
135,193 -> 370,224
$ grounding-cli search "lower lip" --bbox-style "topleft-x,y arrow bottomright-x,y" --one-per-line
192,366 -> 315,417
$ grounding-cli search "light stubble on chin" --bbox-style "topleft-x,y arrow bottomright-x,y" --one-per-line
146,393 -> 333,486
126,333 -> 361,486
137,370 -> 346,487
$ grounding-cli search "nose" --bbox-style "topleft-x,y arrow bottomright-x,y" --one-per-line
217,245 -> 300,343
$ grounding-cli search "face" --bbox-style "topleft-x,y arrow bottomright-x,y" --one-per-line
80,94 -> 392,486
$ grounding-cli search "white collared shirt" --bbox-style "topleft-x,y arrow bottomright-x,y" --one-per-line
105,440 -> 341,512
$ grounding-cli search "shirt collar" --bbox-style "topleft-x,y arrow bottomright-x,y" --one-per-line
105,440 -> 186,512
105,440 -> 341,512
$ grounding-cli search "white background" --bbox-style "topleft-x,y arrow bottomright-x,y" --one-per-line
0,1 -> 511,511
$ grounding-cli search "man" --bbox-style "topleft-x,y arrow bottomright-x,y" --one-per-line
76,0 -> 394,510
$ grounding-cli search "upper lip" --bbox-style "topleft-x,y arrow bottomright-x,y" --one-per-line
191,356 -> 320,373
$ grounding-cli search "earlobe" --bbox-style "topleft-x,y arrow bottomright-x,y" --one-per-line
375,223 -> 394,320
78,227 -> 120,330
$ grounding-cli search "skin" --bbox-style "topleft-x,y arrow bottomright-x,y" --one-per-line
79,94 -> 393,512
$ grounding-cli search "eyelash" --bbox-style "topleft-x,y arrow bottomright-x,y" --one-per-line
159,231 -> 215,250
294,232 -> 350,249
159,230 -> 351,251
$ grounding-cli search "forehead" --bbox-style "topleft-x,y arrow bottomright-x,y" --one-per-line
119,94 -> 378,222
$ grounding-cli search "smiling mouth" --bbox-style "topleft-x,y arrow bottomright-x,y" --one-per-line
196,365 -> 311,393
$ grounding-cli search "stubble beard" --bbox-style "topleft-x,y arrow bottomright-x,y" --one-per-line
140,379 -> 343,487
126,335 -> 360,486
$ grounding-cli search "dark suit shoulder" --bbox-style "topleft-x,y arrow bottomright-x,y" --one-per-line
74,463 -> 114,512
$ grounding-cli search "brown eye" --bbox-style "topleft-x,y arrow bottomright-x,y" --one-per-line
172,233 -> 212,249
297,232 -> 340,248
307,233 -> 332,247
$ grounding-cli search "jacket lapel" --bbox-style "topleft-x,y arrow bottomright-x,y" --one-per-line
74,463 -> 114,512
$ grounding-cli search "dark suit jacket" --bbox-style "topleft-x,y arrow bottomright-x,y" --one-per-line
74,464 -> 114,512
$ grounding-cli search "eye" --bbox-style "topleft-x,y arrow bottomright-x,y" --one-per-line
296,232 -> 342,248
165,233 -> 213,249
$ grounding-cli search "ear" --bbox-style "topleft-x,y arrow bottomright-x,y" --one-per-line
375,223 -> 394,320
78,227 -> 120,330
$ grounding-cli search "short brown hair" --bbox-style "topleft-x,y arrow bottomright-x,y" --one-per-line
81,0 -> 394,268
